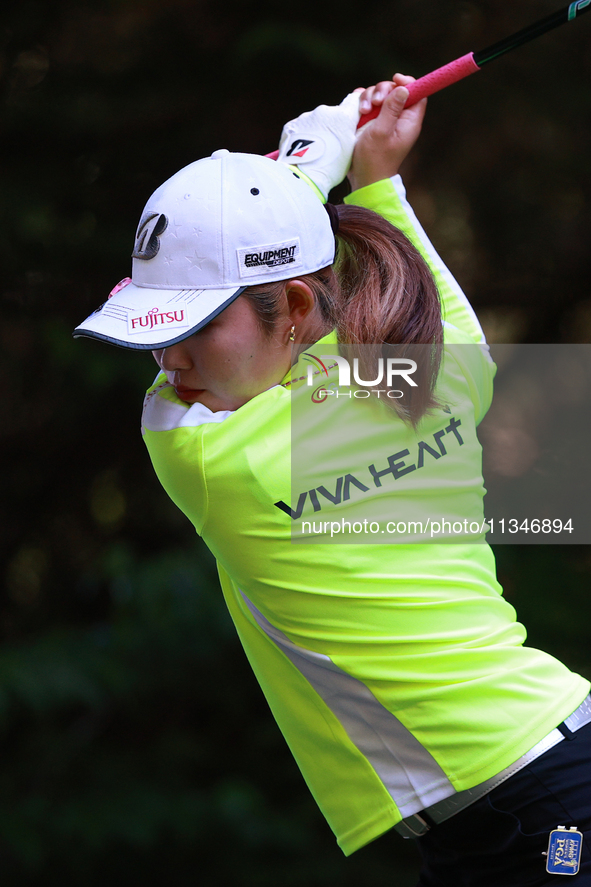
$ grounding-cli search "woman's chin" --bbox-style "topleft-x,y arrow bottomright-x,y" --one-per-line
176,388 -> 243,412
174,387 -> 206,405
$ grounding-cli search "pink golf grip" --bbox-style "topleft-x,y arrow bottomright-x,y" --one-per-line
266,52 -> 481,158
357,52 -> 481,127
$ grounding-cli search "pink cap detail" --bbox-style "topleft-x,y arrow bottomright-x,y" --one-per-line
108,277 -> 132,298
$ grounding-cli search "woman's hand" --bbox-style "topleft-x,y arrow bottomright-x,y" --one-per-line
348,74 -> 427,192
276,90 -> 363,199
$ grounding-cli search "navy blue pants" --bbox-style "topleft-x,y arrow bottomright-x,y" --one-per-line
416,721 -> 591,886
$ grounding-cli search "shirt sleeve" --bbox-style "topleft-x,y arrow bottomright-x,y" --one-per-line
345,176 -> 486,346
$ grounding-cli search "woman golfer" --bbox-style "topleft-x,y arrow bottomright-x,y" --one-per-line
74,77 -> 591,885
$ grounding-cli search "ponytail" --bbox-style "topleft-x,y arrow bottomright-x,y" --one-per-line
243,204 -> 443,427
333,204 -> 443,427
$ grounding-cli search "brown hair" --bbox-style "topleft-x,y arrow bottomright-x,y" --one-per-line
242,204 -> 443,427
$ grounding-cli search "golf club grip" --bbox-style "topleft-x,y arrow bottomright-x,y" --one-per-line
265,52 -> 482,159
357,53 -> 482,127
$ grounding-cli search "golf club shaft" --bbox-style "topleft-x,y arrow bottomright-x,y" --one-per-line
358,0 -> 591,126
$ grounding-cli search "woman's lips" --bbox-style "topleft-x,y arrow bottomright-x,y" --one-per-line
174,385 -> 205,403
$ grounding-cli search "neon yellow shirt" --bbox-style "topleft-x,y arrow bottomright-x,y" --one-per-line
141,177 -> 589,854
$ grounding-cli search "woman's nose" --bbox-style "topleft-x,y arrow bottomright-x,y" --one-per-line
156,343 -> 193,372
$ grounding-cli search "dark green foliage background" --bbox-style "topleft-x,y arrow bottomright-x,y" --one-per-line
1,1 -> 590,884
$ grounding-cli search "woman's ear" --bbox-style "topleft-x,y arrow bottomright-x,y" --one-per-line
284,279 -> 316,327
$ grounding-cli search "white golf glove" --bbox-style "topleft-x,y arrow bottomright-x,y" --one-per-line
276,91 -> 361,200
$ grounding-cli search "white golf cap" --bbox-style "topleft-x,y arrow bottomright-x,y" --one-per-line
73,150 -> 336,350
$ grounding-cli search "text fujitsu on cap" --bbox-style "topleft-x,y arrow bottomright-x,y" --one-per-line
73,150 -> 336,350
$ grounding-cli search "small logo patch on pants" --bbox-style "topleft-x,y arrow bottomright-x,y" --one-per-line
546,826 -> 583,876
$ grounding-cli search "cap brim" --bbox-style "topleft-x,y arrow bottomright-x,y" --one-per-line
73,281 -> 246,350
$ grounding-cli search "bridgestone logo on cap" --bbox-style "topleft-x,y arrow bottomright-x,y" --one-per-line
237,239 -> 302,278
